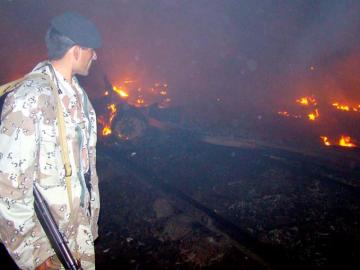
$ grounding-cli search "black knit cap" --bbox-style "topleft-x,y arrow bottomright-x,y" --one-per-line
51,11 -> 102,49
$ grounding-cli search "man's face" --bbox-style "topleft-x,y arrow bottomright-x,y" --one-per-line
75,47 -> 97,76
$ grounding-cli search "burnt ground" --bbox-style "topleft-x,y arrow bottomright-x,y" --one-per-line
1,128 -> 360,269
94,128 -> 360,270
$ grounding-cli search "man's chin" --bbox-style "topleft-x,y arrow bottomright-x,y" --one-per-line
77,69 -> 90,77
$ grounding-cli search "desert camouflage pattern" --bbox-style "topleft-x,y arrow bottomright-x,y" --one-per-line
0,61 -> 99,269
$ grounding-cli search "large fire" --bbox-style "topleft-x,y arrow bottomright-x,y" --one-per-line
98,79 -> 171,137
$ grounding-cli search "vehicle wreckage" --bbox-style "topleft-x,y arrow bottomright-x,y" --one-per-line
94,76 -> 185,144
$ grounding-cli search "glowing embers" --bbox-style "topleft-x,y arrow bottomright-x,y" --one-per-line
136,98 -> 145,106
280,96 -> 360,120
320,135 -> 357,148
277,95 -> 359,148
278,111 -> 290,117
332,102 -> 360,112
278,95 -> 319,121
277,111 -> 301,118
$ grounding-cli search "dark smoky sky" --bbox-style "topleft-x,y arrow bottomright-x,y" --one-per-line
1,0 -> 359,120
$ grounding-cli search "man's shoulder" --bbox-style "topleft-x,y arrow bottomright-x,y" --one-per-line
11,73 -> 54,98
2,74 -> 56,116
13,61 -> 56,96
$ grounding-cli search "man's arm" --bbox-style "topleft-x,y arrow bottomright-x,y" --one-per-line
0,88 -> 53,269
89,145 -> 100,240
86,98 -> 100,240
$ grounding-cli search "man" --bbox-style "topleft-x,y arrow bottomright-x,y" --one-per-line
0,11 -> 101,269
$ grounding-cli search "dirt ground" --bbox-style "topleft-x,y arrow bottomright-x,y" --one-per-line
94,129 -> 360,270
1,129 -> 359,270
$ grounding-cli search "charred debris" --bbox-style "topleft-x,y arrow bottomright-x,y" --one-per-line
92,78 -> 360,269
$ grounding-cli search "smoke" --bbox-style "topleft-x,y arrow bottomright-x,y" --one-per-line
277,1 -> 360,103
1,0 -> 359,121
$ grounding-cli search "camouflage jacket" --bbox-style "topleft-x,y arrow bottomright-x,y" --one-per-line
0,61 -> 100,269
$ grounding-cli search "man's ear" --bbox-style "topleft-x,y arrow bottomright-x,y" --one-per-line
72,45 -> 80,61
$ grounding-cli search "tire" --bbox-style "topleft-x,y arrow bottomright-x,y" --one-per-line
112,114 -> 148,142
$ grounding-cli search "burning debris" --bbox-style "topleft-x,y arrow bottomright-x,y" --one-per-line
296,96 -> 317,106
98,103 -> 117,136
338,135 -> 357,147
278,95 -> 320,121
95,76 -> 183,143
278,95 -> 359,148
320,136 -> 331,146
332,102 -> 360,112
295,95 -> 319,121
320,135 -> 357,148
307,108 -> 320,121
112,85 -> 129,98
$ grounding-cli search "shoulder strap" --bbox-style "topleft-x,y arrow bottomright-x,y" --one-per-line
38,74 -> 74,211
0,73 -> 54,96
0,78 -> 26,97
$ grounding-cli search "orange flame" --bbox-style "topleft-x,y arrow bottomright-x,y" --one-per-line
296,96 -> 317,106
102,126 -> 112,136
332,102 -> 360,112
308,109 -> 320,121
113,86 -> 129,98
320,135 -> 357,148
98,78 -> 172,137
339,135 -> 357,148
136,98 -> 145,105
101,103 -> 117,136
320,136 -> 331,146
332,102 -> 349,111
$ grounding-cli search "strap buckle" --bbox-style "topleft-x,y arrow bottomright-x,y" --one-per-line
64,164 -> 72,177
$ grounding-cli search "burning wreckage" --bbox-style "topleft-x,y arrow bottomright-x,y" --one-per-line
92,88 -> 360,269
95,76 -> 185,144
277,95 -> 359,149
94,75 -> 360,157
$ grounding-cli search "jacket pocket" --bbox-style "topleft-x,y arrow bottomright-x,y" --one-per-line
38,139 -> 62,186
